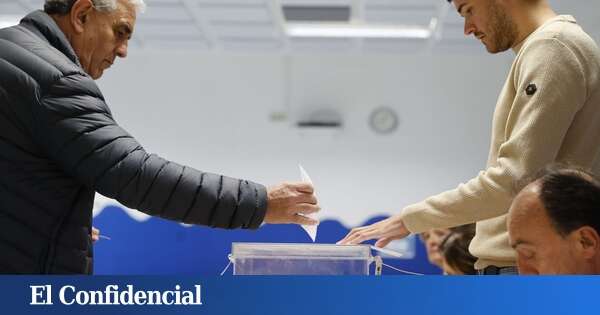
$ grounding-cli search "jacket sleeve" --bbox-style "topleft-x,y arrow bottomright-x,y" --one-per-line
33,73 -> 267,229
400,37 -> 588,233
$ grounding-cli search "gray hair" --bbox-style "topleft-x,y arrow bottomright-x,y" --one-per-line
44,0 -> 146,15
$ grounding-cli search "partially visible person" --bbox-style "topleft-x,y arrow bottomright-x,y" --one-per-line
420,228 -> 452,268
508,165 -> 600,275
440,225 -> 477,275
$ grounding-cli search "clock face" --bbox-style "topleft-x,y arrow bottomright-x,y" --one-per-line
369,107 -> 398,134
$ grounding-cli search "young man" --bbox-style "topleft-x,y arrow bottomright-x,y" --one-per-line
339,0 -> 600,275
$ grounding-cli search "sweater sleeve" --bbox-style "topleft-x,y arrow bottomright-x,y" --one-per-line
400,38 -> 587,233
33,73 -> 268,229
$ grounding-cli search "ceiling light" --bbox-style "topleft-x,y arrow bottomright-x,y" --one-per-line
286,23 -> 431,39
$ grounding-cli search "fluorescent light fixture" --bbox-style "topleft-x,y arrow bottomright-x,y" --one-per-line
286,23 -> 431,39
0,15 -> 21,29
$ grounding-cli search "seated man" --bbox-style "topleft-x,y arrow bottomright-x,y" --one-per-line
508,166 -> 600,274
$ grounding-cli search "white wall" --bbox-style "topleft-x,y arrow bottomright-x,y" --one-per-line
97,49 -> 514,227
548,0 -> 600,43
96,0 -> 600,227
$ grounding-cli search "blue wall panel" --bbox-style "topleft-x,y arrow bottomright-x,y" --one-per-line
93,206 -> 442,275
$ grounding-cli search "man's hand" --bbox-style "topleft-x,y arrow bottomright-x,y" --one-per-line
337,213 -> 410,247
264,182 -> 320,225
91,227 -> 100,243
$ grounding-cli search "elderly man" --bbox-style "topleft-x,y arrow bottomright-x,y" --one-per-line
339,0 -> 600,275
0,0 -> 319,274
508,166 -> 600,274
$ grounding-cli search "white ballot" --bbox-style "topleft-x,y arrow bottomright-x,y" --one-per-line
299,164 -> 318,242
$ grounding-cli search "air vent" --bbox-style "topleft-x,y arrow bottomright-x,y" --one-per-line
296,109 -> 343,129
282,5 -> 351,22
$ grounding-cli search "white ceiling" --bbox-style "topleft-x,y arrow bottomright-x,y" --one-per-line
2,0 -> 599,54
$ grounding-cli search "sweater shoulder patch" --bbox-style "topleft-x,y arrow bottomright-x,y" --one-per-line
525,83 -> 537,96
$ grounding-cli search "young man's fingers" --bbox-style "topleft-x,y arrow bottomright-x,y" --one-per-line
375,237 -> 393,248
337,227 -> 366,244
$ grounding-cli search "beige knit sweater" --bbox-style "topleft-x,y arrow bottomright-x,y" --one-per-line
400,15 -> 600,269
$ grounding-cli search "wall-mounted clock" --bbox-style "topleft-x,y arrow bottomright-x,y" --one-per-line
369,107 -> 399,134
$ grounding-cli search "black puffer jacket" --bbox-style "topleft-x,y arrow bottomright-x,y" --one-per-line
0,11 -> 268,274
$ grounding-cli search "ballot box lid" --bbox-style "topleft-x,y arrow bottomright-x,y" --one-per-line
231,243 -> 372,260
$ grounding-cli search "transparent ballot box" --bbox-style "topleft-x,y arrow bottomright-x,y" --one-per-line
229,243 -> 383,275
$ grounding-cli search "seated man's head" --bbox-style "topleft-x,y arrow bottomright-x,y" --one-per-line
508,166 -> 600,274
44,0 -> 145,79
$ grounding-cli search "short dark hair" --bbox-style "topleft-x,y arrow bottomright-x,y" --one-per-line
534,166 -> 600,237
